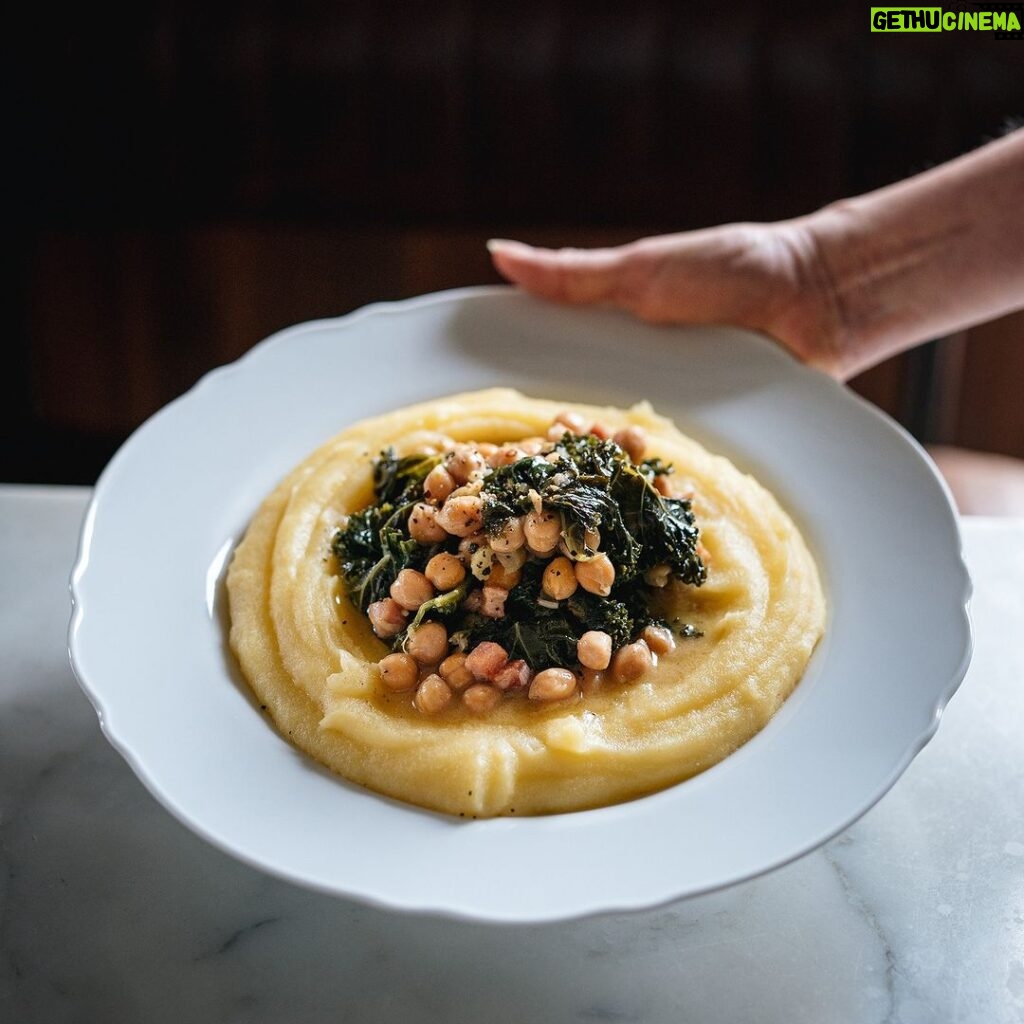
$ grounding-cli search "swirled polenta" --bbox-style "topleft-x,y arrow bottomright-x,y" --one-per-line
227,389 -> 825,817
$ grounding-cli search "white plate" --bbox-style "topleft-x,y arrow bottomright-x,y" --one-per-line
70,286 -> 972,923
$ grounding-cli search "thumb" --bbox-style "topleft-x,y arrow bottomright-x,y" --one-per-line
487,239 -> 634,307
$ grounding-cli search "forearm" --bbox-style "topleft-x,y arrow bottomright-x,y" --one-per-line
799,130 -> 1024,379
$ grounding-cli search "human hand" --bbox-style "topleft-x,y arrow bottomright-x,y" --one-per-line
488,222 -> 847,377
489,133 -> 1024,383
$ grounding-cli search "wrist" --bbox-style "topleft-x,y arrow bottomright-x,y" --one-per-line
765,212 -> 853,378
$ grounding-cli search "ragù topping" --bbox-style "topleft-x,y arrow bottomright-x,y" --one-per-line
331,414 -> 707,714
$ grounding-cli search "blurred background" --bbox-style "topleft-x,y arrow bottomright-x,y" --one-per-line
7,1 -> 1023,499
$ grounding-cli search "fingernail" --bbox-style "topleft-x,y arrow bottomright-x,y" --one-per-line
486,238 -> 530,254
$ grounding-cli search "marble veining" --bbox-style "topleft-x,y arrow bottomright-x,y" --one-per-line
1,488 -> 1022,1024
822,843 -> 898,1024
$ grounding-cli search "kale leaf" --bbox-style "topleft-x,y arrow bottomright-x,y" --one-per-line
467,613 -> 581,671
607,461 -> 706,586
331,447 -> 440,613
332,518 -> 422,612
481,456 -> 557,530
404,579 -> 469,634
566,587 -> 645,650
374,449 -> 443,506
637,456 -> 674,482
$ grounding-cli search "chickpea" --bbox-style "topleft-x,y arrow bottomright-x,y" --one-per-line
487,561 -> 521,590
589,422 -> 611,440
519,437 -> 546,456
448,480 -> 483,499
542,556 -> 578,601
390,568 -> 435,611
436,495 -> 484,537
554,410 -> 587,434
489,516 -> 525,553
447,447 -> 486,485
423,465 -> 456,503
414,673 -> 452,714
480,586 -> 507,619
495,547 -> 527,572
425,552 -> 466,591
653,474 -> 673,497
642,624 -> 676,656
644,564 -> 671,588
406,621 -> 448,665
523,509 -> 561,555
488,446 -> 524,468
611,641 -> 653,683
367,598 -> 406,638
577,630 -> 612,670
465,641 -> 508,681
378,652 -> 419,692
408,502 -> 447,544
613,425 -> 647,462
462,683 -> 502,714
575,553 -> 615,597
529,668 -> 578,702
461,587 -> 483,613
477,442 -> 499,459
439,652 -> 474,690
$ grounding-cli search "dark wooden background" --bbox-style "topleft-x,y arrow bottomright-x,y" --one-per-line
7,1 -> 1023,483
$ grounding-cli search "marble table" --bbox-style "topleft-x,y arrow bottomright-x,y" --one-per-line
1,486 -> 1021,1024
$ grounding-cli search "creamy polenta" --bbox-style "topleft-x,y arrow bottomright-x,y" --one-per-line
227,389 -> 825,817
